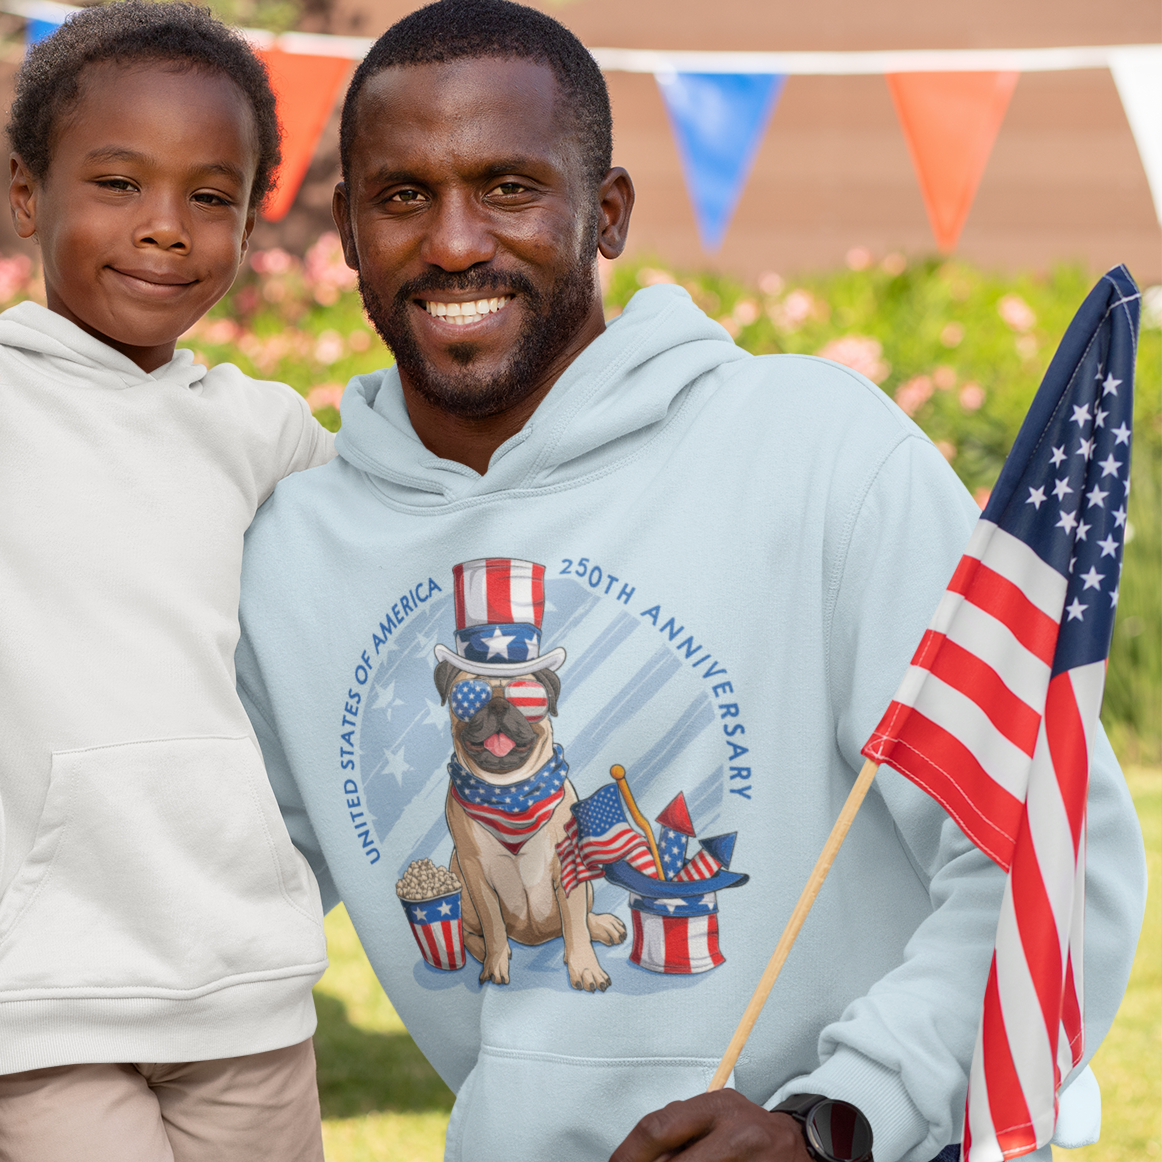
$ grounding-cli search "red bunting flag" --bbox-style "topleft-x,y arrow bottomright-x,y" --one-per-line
257,48 -> 352,222
886,71 -> 1019,253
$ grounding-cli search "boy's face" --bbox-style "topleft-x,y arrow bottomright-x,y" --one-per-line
9,62 -> 259,372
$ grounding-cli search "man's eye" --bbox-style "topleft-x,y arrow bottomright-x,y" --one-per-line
494,182 -> 527,196
389,189 -> 426,204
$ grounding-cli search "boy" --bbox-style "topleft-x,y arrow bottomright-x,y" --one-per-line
0,5 -> 333,1160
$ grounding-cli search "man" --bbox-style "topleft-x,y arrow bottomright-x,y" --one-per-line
235,3 -> 1146,1160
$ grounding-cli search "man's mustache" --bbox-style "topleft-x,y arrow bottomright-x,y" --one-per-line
394,269 -> 539,307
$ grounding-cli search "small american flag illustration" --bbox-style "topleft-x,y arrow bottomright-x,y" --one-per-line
557,784 -> 657,895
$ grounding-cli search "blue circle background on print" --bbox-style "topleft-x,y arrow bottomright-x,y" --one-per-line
357,570 -> 732,994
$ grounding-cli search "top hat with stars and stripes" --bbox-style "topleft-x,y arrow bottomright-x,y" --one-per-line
434,559 -> 567,678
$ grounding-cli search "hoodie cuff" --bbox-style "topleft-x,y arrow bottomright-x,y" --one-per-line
765,1048 -> 930,1162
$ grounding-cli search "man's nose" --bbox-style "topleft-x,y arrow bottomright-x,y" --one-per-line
419,190 -> 497,271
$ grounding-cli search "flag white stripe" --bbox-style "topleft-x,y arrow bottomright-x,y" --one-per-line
901,671 -> 1034,798
966,1018 -> 1001,1160
943,598 -> 1053,710
1025,728 -> 1082,967
994,883 -> 1058,1142
972,522 -> 1070,619
509,560 -> 536,624
463,563 -> 490,626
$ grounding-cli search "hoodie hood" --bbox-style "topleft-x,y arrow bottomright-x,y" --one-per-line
0,300 -> 207,392
334,284 -> 749,508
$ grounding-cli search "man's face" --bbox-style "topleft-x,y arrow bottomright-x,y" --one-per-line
336,58 -> 604,419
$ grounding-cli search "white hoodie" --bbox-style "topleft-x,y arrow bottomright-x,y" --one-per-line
0,301 -> 334,1072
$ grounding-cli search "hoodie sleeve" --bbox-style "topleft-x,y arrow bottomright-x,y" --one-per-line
768,434 -> 1147,1162
237,647 -> 341,915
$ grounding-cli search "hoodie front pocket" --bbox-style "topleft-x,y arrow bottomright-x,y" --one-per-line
0,736 -> 324,996
446,1044 -> 728,1162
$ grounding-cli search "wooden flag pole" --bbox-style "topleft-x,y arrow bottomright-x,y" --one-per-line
707,757 -> 881,1091
610,764 -> 666,879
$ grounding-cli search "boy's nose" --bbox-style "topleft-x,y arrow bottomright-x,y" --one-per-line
134,197 -> 192,251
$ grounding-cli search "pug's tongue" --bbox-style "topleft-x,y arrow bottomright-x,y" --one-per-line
482,733 -> 516,758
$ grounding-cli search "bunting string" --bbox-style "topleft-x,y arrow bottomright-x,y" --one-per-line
3,0 -> 1159,246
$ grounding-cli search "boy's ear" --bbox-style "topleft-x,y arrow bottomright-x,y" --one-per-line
9,153 -> 39,241
238,204 -> 257,260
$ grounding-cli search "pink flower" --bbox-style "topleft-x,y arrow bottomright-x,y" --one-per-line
882,252 -> 907,275
758,271 -> 784,296
636,267 -> 675,287
203,319 -> 239,345
959,382 -> 986,411
732,298 -> 760,326
305,232 -> 358,302
768,288 -> 815,331
997,293 -> 1035,332
895,375 -> 934,416
313,330 -> 345,365
0,254 -> 32,302
250,248 -> 297,276
846,246 -> 872,271
933,365 -> 957,390
306,383 -> 344,413
940,322 -> 965,348
934,440 -> 957,461
816,334 -> 891,384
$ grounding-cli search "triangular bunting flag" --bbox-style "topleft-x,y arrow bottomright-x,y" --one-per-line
1109,46 -> 1162,227
655,791 -> 695,837
886,71 -> 1018,253
258,49 -> 351,222
655,71 -> 785,252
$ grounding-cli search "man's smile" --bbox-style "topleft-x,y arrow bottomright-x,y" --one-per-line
420,295 -> 513,326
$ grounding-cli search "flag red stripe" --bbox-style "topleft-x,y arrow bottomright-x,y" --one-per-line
949,557 -> 1059,665
1008,823 -> 1065,1052
864,707 -> 1023,869
1062,955 -> 1082,1065
980,958 -> 1039,1157
1045,673 -> 1090,853
917,631 -> 1042,756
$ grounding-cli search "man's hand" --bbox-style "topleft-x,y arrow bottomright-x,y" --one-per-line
608,1089 -> 813,1162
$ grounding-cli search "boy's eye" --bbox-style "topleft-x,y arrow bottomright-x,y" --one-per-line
96,178 -> 138,192
192,192 -> 232,207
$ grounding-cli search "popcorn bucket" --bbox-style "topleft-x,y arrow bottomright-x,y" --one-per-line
400,889 -> 466,971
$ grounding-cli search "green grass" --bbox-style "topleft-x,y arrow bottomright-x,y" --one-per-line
315,768 -> 1161,1161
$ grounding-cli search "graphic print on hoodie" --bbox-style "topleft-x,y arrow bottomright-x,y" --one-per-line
352,553 -> 752,994
237,285 -> 1146,1162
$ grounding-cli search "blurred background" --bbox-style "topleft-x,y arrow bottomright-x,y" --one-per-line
0,2 -> 1157,1160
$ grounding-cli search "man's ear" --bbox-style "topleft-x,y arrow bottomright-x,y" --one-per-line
9,153 -> 39,241
595,166 -> 634,261
332,181 -> 359,272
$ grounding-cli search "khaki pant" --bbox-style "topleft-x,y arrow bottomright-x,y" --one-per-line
0,1039 -> 324,1162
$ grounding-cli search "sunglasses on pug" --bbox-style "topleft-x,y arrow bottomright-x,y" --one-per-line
450,677 -> 549,723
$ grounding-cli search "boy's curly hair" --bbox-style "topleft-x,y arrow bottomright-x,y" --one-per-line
7,1 -> 282,209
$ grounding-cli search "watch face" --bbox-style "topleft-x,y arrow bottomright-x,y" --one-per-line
804,1099 -> 874,1162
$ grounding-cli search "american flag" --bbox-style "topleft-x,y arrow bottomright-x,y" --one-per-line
557,784 -> 658,895
674,847 -> 723,882
862,266 -> 1139,1160
448,745 -> 568,854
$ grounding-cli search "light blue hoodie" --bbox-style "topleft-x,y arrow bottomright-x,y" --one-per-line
236,286 -> 1145,1162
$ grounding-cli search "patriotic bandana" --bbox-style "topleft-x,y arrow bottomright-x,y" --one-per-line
448,744 -> 568,853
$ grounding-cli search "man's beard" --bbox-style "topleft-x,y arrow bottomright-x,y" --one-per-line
359,240 -> 598,421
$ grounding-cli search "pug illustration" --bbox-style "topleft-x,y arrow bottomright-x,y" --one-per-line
432,558 -> 626,991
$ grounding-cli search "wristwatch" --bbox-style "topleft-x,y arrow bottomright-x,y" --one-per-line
772,1093 -> 874,1162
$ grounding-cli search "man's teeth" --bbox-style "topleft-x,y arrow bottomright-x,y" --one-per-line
423,296 -> 511,325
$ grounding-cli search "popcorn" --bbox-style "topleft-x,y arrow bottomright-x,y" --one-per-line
396,858 -> 462,901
